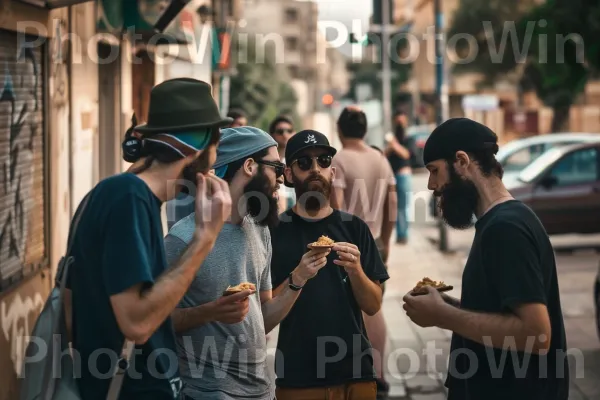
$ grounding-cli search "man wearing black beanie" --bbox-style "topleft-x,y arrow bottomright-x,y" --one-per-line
402,118 -> 569,400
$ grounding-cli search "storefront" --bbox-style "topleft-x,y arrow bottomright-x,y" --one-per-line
0,26 -> 50,400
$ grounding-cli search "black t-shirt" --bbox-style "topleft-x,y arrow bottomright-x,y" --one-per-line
270,209 -> 390,388
387,138 -> 413,172
446,200 -> 569,400
66,173 -> 182,400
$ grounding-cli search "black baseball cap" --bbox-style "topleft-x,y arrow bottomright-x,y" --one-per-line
284,129 -> 337,187
423,118 -> 498,165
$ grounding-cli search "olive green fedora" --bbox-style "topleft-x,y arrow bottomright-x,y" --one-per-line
135,78 -> 233,134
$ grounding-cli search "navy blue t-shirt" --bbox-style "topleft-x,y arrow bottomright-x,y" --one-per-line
66,173 -> 182,400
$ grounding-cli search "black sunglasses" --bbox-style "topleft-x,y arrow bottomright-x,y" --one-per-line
255,159 -> 285,177
274,128 -> 293,135
292,154 -> 332,171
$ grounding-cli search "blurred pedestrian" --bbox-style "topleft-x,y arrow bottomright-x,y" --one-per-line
268,115 -> 297,211
402,118 -> 568,400
66,78 -> 232,400
384,110 -> 413,244
226,108 -> 248,127
270,130 -> 389,400
166,127 -> 329,400
330,106 -> 397,399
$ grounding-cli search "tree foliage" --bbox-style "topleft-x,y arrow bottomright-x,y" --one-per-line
448,0 -> 600,130
228,34 -> 301,132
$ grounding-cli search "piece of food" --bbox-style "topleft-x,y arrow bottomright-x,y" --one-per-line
309,235 -> 335,247
222,282 -> 256,296
411,277 -> 453,295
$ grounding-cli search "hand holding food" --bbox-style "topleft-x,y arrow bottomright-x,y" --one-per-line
294,247 -> 331,285
209,282 -> 256,324
222,282 -> 256,296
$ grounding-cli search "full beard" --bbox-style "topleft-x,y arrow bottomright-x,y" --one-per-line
244,170 -> 280,229
435,166 -> 479,230
292,171 -> 332,212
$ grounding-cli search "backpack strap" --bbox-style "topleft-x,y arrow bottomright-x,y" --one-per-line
51,194 -> 135,400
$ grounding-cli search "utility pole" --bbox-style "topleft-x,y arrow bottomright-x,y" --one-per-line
381,0 -> 393,136
434,0 -> 449,252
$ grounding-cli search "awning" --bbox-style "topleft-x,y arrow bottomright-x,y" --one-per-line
97,0 -> 193,45
16,0 -> 92,7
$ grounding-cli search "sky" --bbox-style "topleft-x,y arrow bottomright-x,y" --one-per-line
314,0 -> 373,58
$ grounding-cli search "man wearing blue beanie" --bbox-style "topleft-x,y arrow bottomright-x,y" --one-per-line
165,127 -> 331,400
402,118 -> 568,400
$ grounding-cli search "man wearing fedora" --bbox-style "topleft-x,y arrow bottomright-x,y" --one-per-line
269,130 -> 389,400
66,78 -> 232,400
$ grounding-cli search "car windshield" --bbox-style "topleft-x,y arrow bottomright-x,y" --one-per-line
517,147 -> 565,183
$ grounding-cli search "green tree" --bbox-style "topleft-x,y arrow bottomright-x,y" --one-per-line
448,0 -> 600,130
228,34 -> 301,132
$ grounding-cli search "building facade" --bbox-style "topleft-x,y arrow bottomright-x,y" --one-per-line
0,1 -> 213,398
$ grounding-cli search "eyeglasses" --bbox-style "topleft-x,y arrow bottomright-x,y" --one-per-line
255,159 -> 285,177
274,128 -> 293,135
292,154 -> 332,171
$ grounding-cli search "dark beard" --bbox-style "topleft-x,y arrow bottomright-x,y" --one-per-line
435,165 -> 479,230
292,170 -> 331,212
180,145 -> 214,194
243,169 -> 280,228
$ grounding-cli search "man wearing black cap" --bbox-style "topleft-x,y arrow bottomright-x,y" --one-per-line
269,130 -> 390,399
402,118 -> 569,400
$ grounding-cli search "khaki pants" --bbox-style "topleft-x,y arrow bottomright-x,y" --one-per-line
275,381 -> 377,400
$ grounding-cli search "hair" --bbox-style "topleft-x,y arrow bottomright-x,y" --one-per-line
227,108 -> 246,120
222,148 -> 270,183
446,145 -> 504,179
268,115 -> 293,134
337,107 -> 367,139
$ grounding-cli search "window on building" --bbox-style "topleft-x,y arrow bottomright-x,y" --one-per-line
285,8 -> 298,22
286,37 -> 299,51
288,65 -> 300,79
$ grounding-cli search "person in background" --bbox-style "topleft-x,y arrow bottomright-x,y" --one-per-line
384,110 -> 413,244
330,106 -> 397,400
227,108 -> 248,127
270,129 -> 389,400
268,115 -> 297,212
403,118 -> 568,400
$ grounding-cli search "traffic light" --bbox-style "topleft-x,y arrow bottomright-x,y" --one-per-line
371,0 -> 393,25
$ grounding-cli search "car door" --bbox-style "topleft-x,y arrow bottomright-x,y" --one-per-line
529,146 -> 600,235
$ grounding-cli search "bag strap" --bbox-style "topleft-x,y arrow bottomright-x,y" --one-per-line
50,194 -> 135,400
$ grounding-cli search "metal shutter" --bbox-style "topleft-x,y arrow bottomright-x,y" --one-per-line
0,29 -> 47,291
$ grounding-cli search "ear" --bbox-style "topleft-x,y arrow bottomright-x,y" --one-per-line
284,166 -> 293,184
331,166 -> 336,181
242,158 -> 256,176
454,151 -> 471,171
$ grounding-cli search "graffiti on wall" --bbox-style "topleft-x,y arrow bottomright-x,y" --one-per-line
0,40 -> 40,279
0,292 -> 44,375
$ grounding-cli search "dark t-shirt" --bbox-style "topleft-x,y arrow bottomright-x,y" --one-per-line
446,200 -> 569,400
66,173 -> 182,400
387,138 -> 413,172
269,209 -> 390,388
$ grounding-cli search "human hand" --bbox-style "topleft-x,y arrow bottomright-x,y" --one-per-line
293,248 -> 331,286
380,243 -> 390,264
210,289 -> 255,324
402,286 -> 448,328
194,173 -> 232,241
332,242 -> 362,276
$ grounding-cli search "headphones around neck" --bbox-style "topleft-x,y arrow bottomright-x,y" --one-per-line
122,113 -> 143,163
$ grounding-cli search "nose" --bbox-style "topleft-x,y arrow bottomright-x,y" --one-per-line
427,177 -> 436,192
309,158 -> 320,172
277,175 -> 284,184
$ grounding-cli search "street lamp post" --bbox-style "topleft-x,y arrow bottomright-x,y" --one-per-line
434,0 -> 449,252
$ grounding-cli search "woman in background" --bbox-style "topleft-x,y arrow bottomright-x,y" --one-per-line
385,111 -> 413,244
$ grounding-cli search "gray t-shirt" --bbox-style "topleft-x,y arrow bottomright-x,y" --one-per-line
164,214 -> 273,400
